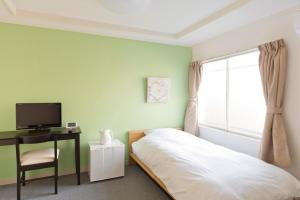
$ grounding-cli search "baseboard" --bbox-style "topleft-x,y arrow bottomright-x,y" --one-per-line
1,161 -> 130,186
0,166 -> 88,186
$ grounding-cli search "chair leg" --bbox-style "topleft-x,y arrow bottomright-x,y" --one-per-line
21,171 -> 25,186
54,163 -> 58,194
17,169 -> 21,200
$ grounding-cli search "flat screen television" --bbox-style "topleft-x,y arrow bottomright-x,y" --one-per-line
16,103 -> 61,130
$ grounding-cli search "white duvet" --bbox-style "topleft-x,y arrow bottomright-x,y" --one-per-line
132,129 -> 300,200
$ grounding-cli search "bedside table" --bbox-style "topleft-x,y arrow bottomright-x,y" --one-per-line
88,139 -> 125,182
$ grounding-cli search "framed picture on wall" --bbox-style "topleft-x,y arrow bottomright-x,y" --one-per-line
147,77 -> 170,103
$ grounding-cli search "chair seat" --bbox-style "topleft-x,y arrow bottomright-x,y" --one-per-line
21,148 -> 60,166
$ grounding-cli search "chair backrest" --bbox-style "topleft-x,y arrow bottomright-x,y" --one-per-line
16,133 -> 58,166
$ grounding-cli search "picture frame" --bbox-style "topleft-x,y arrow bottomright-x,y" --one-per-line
147,77 -> 170,103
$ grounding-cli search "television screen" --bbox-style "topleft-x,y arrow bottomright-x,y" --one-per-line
16,103 -> 61,130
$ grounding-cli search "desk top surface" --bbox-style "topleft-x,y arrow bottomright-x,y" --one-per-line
0,127 -> 81,141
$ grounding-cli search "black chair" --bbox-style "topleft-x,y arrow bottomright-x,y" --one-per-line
15,133 -> 59,200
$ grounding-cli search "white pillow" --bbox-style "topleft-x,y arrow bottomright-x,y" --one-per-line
144,128 -> 178,135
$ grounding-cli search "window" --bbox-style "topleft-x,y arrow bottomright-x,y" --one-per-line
198,50 -> 266,138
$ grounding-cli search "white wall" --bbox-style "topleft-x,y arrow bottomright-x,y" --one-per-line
199,126 -> 261,158
193,6 -> 300,179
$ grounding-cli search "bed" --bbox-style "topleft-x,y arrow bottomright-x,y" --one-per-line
128,128 -> 300,200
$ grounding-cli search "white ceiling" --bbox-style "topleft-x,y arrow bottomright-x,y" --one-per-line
0,0 -> 299,46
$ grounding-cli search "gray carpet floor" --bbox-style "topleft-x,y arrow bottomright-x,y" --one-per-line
0,166 -> 172,200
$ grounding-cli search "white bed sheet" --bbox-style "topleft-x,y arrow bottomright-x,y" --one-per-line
132,129 -> 300,200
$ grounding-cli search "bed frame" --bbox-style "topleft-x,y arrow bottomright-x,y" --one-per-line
128,129 -> 178,199
129,130 -> 300,200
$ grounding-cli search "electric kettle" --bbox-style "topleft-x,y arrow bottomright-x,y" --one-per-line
99,129 -> 113,145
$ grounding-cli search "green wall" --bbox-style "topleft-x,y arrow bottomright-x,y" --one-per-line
0,22 -> 191,182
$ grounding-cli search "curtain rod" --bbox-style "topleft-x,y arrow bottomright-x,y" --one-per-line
195,38 -> 284,64
199,47 -> 259,64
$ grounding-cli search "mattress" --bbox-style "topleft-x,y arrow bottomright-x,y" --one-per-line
132,128 -> 300,200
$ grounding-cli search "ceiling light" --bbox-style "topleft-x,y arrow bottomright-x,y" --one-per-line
100,0 -> 151,15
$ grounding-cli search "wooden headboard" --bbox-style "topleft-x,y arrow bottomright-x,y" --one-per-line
128,129 -> 146,156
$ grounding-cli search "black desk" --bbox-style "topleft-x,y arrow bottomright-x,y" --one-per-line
0,127 -> 81,185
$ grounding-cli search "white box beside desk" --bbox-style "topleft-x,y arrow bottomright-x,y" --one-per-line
88,139 -> 125,182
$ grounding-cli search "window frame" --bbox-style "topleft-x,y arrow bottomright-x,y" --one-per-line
198,48 -> 264,139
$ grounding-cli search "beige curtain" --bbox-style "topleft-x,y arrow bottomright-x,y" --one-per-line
184,61 -> 202,135
258,39 -> 291,167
